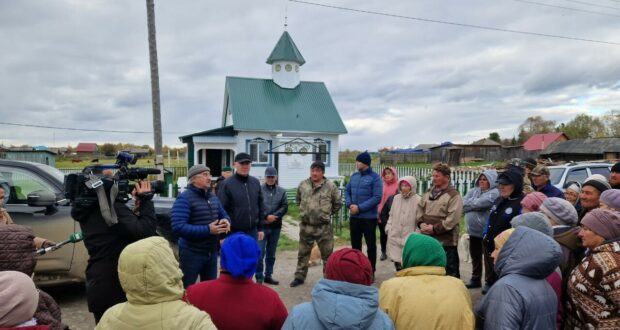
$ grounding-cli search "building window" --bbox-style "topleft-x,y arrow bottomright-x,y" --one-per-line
285,64 -> 292,72
248,139 -> 269,164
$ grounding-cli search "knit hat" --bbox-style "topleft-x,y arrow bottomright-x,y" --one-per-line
220,233 -> 261,279
581,209 -> 620,240
325,248 -> 373,286
0,225 -> 36,275
0,271 -> 39,327
356,151 -> 371,166
582,174 -> 611,193
565,182 -> 581,194
539,197 -> 578,226
601,189 -> 620,210
612,162 -> 620,173
402,233 -> 446,268
187,164 -> 210,179
511,212 -> 553,237
521,192 -> 547,211
222,166 -> 232,172
494,228 -> 515,250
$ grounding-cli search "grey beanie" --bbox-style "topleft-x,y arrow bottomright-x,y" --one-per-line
539,197 -> 578,226
582,174 -> 611,193
600,189 -> 620,210
188,164 -> 210,179
511,212 -> 553,237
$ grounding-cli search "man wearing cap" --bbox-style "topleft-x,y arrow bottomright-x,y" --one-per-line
217,153 -> 266,240
255,166 -> 288,285
214,166 -> 233,193
610,162 -> 620,189
345,151 -> 383,275
172,164 -> 231,288
579,174 -> 611,220
530,165 -> 564,198
291,161 -> 342,287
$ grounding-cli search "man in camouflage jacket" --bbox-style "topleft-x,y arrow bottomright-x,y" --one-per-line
290,161 -> 342,287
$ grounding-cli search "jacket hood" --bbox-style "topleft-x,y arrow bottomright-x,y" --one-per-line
495,226 -> 561,279
312,278 -> 381,329
118,236 -> 184,305
381,167 -> 398,184
398,176 -> 417,192
477,170 -> 498,190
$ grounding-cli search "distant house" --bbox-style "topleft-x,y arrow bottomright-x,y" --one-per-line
523,133 -> 569,151
540,137 -> 620,162
413,144 -> 440,151
179,31 -> 346,188
380,144 -> 438,164
0,148 -> 57,166
75,143 -> 98,155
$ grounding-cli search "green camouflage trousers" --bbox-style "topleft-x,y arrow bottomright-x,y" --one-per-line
294,222 -> 334,281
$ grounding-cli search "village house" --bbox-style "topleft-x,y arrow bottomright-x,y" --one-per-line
179,31 -> 347,188
540,137 -> 620,162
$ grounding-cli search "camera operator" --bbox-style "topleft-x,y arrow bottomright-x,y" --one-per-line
71,180 -> 157,324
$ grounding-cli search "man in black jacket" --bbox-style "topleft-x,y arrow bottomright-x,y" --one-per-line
71,180 -> 157,323
256,167 -> 288,285
217,152 -> 266,241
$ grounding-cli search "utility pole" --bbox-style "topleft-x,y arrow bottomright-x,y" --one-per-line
146,0 -> 164,180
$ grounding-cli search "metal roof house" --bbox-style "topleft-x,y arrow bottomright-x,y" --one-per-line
180,31 -> 347,188
540,137 -> 620,162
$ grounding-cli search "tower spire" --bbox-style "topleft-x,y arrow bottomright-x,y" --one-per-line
284,3 -> 288,30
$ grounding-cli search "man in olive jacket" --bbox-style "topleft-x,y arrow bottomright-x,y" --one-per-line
415,163 -> 463,278
290,161 -> 342,287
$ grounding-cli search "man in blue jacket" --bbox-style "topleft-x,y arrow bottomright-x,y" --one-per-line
530,165 -> 564,198
171,164 -> 231,288
345,151 -> 383,274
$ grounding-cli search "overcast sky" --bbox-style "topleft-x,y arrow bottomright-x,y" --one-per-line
1,0 -> 619,150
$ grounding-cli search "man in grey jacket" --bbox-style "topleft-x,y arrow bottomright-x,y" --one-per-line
256,167 -> 288,285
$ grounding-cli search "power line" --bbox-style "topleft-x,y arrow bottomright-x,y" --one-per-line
289,0 -> 620,46
562,0 -> 620,11
0,121 -> 188,135
512,0 -> 620,18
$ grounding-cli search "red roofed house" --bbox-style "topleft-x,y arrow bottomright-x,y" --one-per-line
75,143 -> 99,155
523,133 -> 569,151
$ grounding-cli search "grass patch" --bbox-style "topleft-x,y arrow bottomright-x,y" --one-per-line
287,202 -> 300,220
277,232 -> 299,251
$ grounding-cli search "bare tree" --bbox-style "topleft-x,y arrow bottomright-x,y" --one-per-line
146,0 -> 164,178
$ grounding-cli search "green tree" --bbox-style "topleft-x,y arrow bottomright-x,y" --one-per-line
488,132 -> 501,143
100,143 -> 117,156
560,114 -> 606,139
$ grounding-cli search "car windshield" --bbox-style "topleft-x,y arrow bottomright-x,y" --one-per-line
34,163 -> 66,183
549,168 -> 565,185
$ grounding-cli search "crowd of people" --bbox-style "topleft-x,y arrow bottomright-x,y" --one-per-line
1,151 -> 620,329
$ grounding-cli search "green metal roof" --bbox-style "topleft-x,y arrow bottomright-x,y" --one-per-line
224,77 -> 347,134
266,31 -> 306,65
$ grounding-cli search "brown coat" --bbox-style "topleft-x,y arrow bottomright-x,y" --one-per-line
415,186 -> 463,247
0,207 -> 49,249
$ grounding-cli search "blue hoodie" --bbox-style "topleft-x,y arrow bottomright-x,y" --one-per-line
283,279 -> 394,330
463,170 -> 499,237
